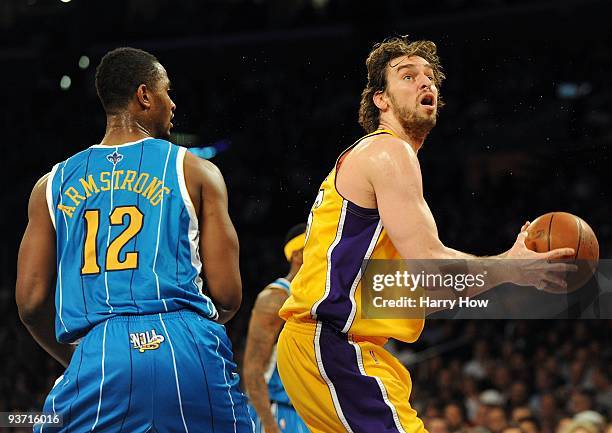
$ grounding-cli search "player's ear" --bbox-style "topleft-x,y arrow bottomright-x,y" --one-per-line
373,90 -> 388,111
136,84 -> 152,110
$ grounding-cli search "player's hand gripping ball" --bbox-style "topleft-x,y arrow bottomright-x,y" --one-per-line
525,212 -> 599,292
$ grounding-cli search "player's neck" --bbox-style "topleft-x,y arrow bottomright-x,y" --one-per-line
99,113 -> 154,146
377,120 -> 425,153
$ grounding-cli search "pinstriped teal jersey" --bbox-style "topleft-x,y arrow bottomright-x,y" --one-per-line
46,138 -> 218,343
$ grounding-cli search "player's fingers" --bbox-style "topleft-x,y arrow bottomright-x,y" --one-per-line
544,263 -> 578,273
515,230 -> 528,244
544,272 -> 568,288
544,248 -> 575,260
520,221 -> 530,232
541,280 -> 567,294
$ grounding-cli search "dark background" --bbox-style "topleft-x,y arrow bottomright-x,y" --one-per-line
1,0 -> 611,429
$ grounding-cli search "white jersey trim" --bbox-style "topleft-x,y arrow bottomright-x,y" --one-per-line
314,321 -> 355,433
153,142 -> 173,302
45,164 -> 59,230
311,199 -> 348,320
176,147 -> 207,299
89,138 -> 150,148
349,337 -> 407,433
212,331 -> 238,433
159,314 -> 190,433
90,320 -> 108,432
103,147 -> 118,313
341,220 -> 383,333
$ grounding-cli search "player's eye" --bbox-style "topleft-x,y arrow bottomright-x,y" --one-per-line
403,75 -> 412,80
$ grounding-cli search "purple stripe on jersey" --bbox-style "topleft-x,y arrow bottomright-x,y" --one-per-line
318,322 -> 403,433
315,201 -> 381,330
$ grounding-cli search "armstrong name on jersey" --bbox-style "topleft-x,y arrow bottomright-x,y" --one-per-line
57,170 -> 171,217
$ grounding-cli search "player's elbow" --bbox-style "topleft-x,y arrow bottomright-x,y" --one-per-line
15,273 -> 53,326
211,287 -> 242,323
208,275 -> 242,311
216,295 -> 242,321
396,239 -> 446,259
219,301 -> 241,317
16,295 -> 46,326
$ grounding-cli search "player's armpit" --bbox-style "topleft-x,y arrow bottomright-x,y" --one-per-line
16,174 -> 74,368
195,158 -> 241,323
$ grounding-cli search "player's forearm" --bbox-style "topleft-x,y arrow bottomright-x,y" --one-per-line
25,322 -> 75,368
19,300 -> 74,368
442,246 -> 518,289
244,369 -> 280,432
419,247 -> 511,314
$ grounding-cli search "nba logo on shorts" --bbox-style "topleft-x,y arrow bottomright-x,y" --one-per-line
129,329 -> 165,353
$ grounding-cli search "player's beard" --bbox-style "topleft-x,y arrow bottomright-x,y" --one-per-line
160,127 -> 172,141
390,94 -> 436,142
156,121 -> 172,140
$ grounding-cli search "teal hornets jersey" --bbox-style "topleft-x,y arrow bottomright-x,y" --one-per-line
265,277 -> 292,405
46,138 -> 218,343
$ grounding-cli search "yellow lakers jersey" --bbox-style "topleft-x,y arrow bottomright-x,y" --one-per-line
279,130 -> 425,343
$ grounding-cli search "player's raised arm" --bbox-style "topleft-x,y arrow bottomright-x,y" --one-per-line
16,174 -> 74,367
185,151 -> 242,323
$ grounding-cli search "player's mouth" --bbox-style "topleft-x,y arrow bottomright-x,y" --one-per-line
419,93 -> 436,107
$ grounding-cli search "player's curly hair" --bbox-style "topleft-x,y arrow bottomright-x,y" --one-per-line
95,47 -> 162,114
358,36 -> 446,133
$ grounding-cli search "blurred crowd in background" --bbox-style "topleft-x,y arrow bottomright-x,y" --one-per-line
0,0 -> 610,432
400,321 -> 612,433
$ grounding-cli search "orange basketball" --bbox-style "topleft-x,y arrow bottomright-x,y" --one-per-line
525,212 -> 599,291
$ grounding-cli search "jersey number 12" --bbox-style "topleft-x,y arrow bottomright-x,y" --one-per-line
81,206 -> 144,275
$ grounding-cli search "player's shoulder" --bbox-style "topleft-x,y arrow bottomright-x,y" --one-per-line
349,132 -> 417,172
358,132 -> 415,157
183,149 -> 224,183
254,284 -> 290,311
31,172 -> 51,196
27,171 -> 52,213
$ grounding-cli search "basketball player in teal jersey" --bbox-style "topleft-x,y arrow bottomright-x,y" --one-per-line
244,224 -> 309,433
16,47 -> 253,432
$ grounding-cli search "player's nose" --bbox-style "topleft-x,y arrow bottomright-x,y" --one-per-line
418,73 -> 433,89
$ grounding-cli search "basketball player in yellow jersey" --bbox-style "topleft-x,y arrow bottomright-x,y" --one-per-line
277,36 -> 575,433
